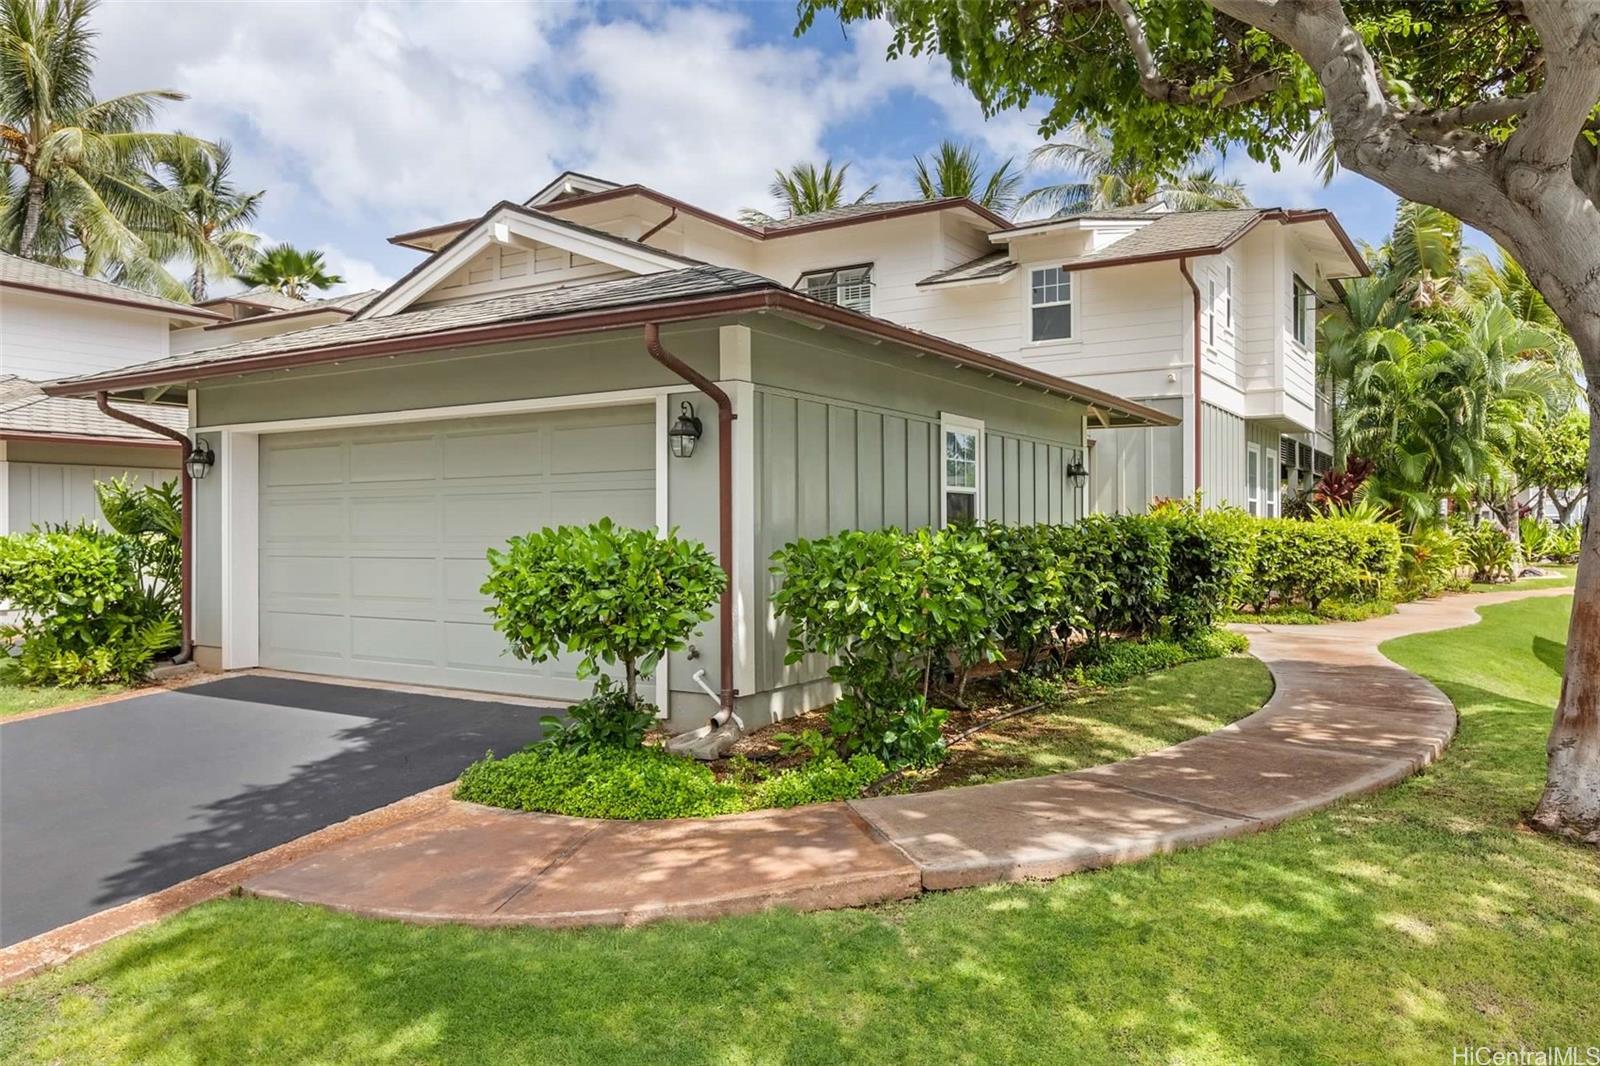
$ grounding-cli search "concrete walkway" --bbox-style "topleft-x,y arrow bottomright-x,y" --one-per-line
246,586 -> 1573,926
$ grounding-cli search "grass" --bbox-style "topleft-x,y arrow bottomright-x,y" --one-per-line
0,680 -> 129,719
3,596 -> 1597,1064
1223,598 -> 1398,625
914,653 -> 1271,791
1471,564 -> 1577,592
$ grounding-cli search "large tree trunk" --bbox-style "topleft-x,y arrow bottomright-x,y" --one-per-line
1531,385 -> 1600,842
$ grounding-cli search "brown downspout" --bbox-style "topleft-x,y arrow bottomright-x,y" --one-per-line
638,208 -> 678,245
643,323 -> 736,717
95,392 -> 194,663
1178,258 -> 1203,494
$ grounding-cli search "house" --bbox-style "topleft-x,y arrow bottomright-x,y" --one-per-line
44,185 -> 1174,729
0,251 -> 220,532
390,178 -> 1366,515
171,287 -> 380,355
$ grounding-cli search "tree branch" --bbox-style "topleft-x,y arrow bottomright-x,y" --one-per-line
1106,0 -> 1280,107
1399,95 -> 1535,134
1503,0 -> 1600,178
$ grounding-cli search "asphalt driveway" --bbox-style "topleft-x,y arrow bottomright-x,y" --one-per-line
0,675 -> 555,946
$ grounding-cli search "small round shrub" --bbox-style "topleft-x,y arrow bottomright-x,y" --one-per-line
744,753 -> 886,809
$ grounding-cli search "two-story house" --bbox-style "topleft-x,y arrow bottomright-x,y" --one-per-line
43,170 -> 1359,730
392,175 -> 1364,515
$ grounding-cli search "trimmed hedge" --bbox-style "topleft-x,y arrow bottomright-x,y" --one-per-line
1239,517 -> 1401,610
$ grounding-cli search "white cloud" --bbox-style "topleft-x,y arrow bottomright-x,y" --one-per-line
318,246 -> 392,296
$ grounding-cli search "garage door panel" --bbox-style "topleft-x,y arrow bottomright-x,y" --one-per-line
260,406 -> 654,700
550,421 -> 653,474
442,491 -> 550,544
350,436 -> 438,483
551,488 -> 652,527
264,498 -> 345,541
443,429 -> 546,479
262,554 -> 346,600
264,443 -> 346,487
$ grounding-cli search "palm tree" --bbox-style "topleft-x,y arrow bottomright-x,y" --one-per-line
1020,127 -> 1250,215
738,160 -> 876,226
911,140 -> 1023,216
145,139 -> 263,301
235,243 -> 341,300
0,0 -> 207,290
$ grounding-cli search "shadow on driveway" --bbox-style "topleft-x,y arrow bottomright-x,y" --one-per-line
0,675 -> 556,946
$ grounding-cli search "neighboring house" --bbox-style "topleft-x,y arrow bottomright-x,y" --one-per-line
0,252 -> 222,533
392,179 -> 1365,514
171,287 -> 380,355
46,185 -> 1173,729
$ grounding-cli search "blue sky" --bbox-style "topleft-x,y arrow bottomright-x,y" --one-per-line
98,0 -> 1407,295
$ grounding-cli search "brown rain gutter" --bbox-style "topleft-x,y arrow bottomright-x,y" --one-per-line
643,323 -> 736,718
1178,258 -> 1203,494
95,393 -> 193,664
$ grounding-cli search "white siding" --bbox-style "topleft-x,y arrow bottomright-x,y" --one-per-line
7,462 -> 175,533
0,289 -> 170,380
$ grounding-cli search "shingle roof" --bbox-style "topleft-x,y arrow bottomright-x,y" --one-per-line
0,376 -> 185,442
54,265 -> 779,387
0,252 -> 220,321
1059,210 -> 1264,269
755,199 -> 931,231
917,252 -> 1018,287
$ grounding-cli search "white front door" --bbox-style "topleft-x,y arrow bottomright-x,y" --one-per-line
257,406 -> 655,699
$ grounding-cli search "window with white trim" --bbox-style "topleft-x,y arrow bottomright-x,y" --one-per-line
1029,266 -> 1072,341
1224,263 -> 1233,330
798,264 -> 873,314
941,414 -> 984,526
1290,273 -> 1315,346
1206,275 -> 1217,345
1246,442 -> 1262,517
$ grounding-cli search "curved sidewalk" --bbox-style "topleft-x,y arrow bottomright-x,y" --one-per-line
245,586 -> 1572,926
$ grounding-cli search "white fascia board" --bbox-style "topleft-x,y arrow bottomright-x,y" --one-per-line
358,207 -> 689,321
918,268 -> 1015,290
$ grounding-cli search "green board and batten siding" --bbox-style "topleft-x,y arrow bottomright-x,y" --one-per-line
746,321 -> 1087,695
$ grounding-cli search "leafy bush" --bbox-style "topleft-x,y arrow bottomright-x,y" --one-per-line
1240,517 -> 1400,610
456,745 -> 886,819
95,476 -> 182,621
536,676 -> 658,754
1462,524 -> 1515,583
1519,517 -> 1581,565
0,529 -> 178,686
1070,628 -> 1248,687
742,753 -> 886,809
1150,501 -> 1254,638
977,521 -> 1074,669
1399,524 -> 1464,600
770,527 -> 1004,767
457,746 -> 741,819
1064,513 -> 1171,644
772,726 -> 830,760
482,519 -> 725,711
1547,523 -> 1582,564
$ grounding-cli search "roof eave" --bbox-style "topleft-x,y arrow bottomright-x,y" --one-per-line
0,429 -> 181,449
0,280 -> 226,324
46,287 -> 1174,429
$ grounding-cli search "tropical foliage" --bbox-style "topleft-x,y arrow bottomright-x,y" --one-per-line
1020,127 -> 1249,215
911,139 -> 1022,215
233,242 -> 341,300
144,139 -> 262,300
0,0 -> 234,298
737,159 -> 876,226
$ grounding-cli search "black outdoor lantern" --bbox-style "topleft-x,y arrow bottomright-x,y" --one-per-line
184,436 -> 216,480
668,401 -> 703,459
1065,457 -> 1089,485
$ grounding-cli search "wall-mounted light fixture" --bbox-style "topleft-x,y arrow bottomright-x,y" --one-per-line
1065,457 -> 1088,485
184,436 -> 216,481
668,401 -> 703,459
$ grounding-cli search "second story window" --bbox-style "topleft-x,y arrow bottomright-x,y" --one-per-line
1290,274 -> 1315,346
798,264 -> 873,315
1030,266 -> 1072,341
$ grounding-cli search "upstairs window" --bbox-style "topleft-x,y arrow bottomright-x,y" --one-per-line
1029,267 -> 1073,341
941,414 -> 985,526
1206,276 -> 1217,345
1224,263 -> 1233,330
798,264 -> 873,314
1290,274 -> 1315,346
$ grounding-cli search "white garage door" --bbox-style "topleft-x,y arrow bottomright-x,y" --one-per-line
258,406 -> 655,699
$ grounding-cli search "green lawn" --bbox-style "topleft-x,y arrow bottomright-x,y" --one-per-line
3,597 -> 1597,1064
918,654 -> 1272,790
1472,564 -> 1577,592
0,681 -> 128,719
